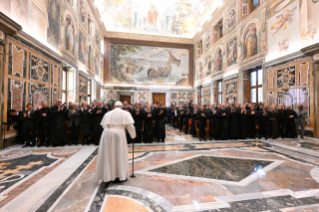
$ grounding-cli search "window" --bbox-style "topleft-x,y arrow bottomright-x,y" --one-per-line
250,69 -> 263,103
251,0 -> 260,13
62,68 -> 68,103
218,80 -> 223,104
213,19 -> 223,42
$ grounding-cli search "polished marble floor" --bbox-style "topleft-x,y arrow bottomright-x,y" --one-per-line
2,128 -> 319,212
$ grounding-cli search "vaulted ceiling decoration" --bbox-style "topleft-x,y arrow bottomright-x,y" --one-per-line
95,0 -> 223,38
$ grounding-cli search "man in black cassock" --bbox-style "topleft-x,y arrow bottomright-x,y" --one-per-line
239,105 -> 249,139
217,104 -> 230,140
197,105 -> 207,141
7,109 -> 25,144
190,105 -> 198,137
143,105 -> 154,143
285,106 -> 297,138
178,106 -> 186,132
278,104 -> 286,138
50,99 -> 68,147
35,101 -> 51,147
132,104 -> 144,143
206,104 -> 217,140
183,106 -> 191,134
229,103 -> 240,139
268,104 -> 279,139
249,105 -> 258,139
22,104 -> 36,148
80,102 -> 93,145
93,100 -> 108,145
68,103 -> 81,145
171,105 -> 179,129
154,102 -> 166,143
122,101 -> 132,144
258,106 -> 270,140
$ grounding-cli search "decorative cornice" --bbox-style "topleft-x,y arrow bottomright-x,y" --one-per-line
300,43 -> 319,56
224,73 -> 238,81
0,12 -> 22,35
239,56 -> 265,72
10,31 -> 63,65
105,31 -> 193,45
264,51 -> 308,69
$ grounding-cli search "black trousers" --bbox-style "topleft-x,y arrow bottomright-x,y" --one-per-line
23,126 -> 36,146
258,124 -> 269,138
70,124 -> 79,144
209,123 -> 217,139
94,126 -> 103,145
199,123 -> 206,140
172,117 -> 178,129
278,121 -> 285,138
135,129 -> 142,143
38,126 -> 49,145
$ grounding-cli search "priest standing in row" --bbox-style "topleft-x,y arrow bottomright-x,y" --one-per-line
50,99 -> 68,147
154,102 -> 166,143
93,101 -> 107,145
95,101 -> 136,183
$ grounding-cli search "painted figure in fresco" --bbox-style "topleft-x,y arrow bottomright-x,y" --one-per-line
79,33 -> 86,64
65,17 -> 74,53
204,32 -> 211,49
301,29 -> 317,43
226,8 -> 236,29
148,4 -> 158,26
214,48 -> 223,72
278,38 -> 289,52
95,55 -> 99,75
244,26 -> 258,60
116,1 -> 131,29
79,0 -> 87,24
270,7 -> 297,36
227,39 -> 237,66
88,46 -> 93,71
205,55 -> 212,76
47,0 -> 60,49
96,29 -> 99,45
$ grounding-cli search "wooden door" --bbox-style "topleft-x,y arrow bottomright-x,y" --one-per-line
152,93 -> 166,105
120,95 -> 131,104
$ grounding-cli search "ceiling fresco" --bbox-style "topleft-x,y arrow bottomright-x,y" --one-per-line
95,0 -> 223,38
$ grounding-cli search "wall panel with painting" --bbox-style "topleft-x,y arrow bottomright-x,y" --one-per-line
265,57 -> 314,134
224,79 -> 238,104
4,36 -> 62,135
78,74 -> 91,104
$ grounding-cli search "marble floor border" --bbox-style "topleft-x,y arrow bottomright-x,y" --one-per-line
129,152 -> 152,162
35,148 -> 98,212
280,203 -> 319,212
135,154 -> 284,186
0,152 -> 63,202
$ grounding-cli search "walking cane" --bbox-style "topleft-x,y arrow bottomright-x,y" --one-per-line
130,138 -> 136,178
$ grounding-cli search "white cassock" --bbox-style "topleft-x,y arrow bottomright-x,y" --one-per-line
95,108 -> 136,182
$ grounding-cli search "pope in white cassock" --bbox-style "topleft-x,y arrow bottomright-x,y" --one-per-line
95,101 -> 136,183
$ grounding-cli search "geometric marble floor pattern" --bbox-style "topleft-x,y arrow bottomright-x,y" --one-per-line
2,130 -> 319,211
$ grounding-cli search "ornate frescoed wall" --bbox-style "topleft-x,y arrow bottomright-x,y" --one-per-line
203,86 -> 210,104
224,78 -> 238,104
265,57 -> 313,129
4,36 -> 62,133
109,43 -> 189,86
169,91 -> 193,106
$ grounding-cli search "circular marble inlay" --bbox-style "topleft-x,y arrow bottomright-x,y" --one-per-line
52,148 -> 78,156
2,150 -> 32,159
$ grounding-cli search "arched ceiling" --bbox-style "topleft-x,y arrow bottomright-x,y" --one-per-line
95,0 -> 223,38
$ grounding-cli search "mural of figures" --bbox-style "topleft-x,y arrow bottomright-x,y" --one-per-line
227,37 -> 237,67
7,79 -> 26,112
203,87 -> 210,104
79,76 -> 88,94
196,60 -> 203,80
47,0 -> 61,49
95,0 -> 222,37
88,45 -> 93,71
95,52 -> 100,75
9,43 -> 27,78
65,15 -> 75,54
110,43 -> 189,85
226,7 -> 236,31
29,84 -> 49,109
277,66 -> 296,88
244,24 -> 258,60
213,48 -> 223,72
204,31 -> 211,50
267,1 -> 300,60
29,54 -> 49,84
95,29 -> 100,46
79,31 -> 86,64
78,0 -> 87,24
205,55 -> 212,76
100,56 -> 104,78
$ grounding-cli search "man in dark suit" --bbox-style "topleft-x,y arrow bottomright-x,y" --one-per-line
93,100 -> 108,145
258,106 -> 270,140
22,103 -> 36,148
68,102 -> 81,145
36,101 -> 51,147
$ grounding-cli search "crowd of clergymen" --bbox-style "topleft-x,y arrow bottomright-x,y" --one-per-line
6,99 -> 308,147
